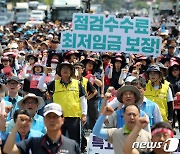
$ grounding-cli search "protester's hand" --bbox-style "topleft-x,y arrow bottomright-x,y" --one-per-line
74,59 -> 78,64
107,86 -> 115,93
156,55 -> 162,63
121,68 -> 128,74
109,63 -> 113,69
47,67 -> 52,73
5,105 -> 13,114
80,56 -> 85,61
136,117 -> 149,129
100,93 -> 104,98
81,114 -> 86,126
38,54 -> 42,59
44,67 -> 48,75
0,113 -> 7,131
26,40 -> 33,49
15,114 -> 31,130
135,62 -> 142,69
104,92 -> 112,101
103,106 -> 114,116
26,62 -> 30,66
54,74 -> 61,80
176,92 -> 180,96
44,67 -> 52,75
131,70 -> 139,78
130,53 -> 135,60
43,53 -> 48,57
15,54 -> 18,60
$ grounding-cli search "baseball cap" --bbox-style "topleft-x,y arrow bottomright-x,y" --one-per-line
43,103 -> 63,117
125,76 -> 137,83
168,45 -> 175,49
7,76 -> 21,83
147,65 -> 161,73
156,62 -> 166,69
51,58 -> 59,63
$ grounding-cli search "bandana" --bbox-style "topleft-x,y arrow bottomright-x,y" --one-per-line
151,128 -> 174,138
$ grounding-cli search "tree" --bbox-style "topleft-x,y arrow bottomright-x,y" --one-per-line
133,1 -> 148,9
95,0 -> 124,12
43,0 -> 53,5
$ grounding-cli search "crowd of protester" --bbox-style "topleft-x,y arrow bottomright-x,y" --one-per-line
0,13 -> 179,154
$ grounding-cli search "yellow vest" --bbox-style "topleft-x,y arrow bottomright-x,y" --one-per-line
80,77 -> 88,94
53,79 -> 81,118
164,80 -> 170,87
145,81 -> 169,122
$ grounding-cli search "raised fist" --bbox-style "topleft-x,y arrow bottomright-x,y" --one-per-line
103,106 -> 114,116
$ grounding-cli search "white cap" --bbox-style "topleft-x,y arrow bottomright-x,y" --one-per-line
43,103 -> 63,117
47,34 -> 53,39
125,76 -> 136,83
9,43 -> 18,49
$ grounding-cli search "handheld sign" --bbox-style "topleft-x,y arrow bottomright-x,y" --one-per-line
174,96 -> 180,109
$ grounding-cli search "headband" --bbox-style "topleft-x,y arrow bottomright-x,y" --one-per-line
151,128 -> 174,138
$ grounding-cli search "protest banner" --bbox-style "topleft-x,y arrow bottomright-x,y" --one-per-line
87,134 -> 180,154
87,133 -> 114,154
60,13 -> 162,56
174,96 -> 180,109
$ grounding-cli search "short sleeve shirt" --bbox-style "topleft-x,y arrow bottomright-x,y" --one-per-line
107,128 -> 151,154
17,135 -> 81,154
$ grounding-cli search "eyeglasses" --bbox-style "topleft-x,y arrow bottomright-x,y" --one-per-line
24,101 -> 38,105
7,82 -> 18,86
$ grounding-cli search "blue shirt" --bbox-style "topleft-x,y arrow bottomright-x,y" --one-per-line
15,129 -> 44,142
4,95 -> 23,121
116,108 -> 146,128
31,113 -> 46,134
0,129 -> 43,149
138,97 -> 163,127
6,113 -> 46,134
107,105 -> 151,132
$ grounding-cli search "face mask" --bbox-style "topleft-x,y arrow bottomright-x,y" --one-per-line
51,63 -> 58,70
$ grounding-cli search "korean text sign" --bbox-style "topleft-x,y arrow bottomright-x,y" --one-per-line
87,133 -> 114,154
60,13 -> 162,56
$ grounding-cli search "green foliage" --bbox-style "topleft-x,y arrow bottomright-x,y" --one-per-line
95,0 -> 124,12
94,0 -> 149,11
10,0 -> 53,5
43,0 -> 53,5
133,1 -> 148,9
